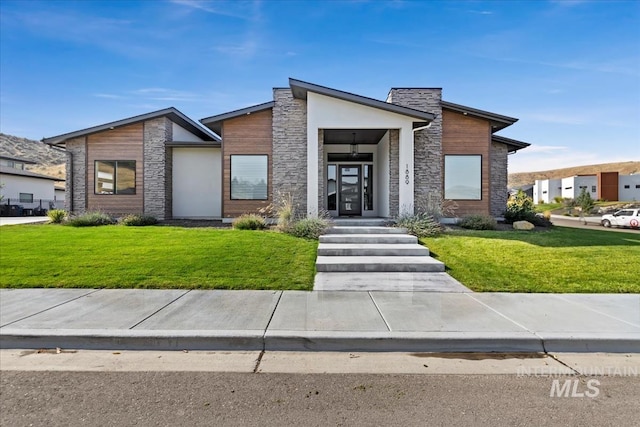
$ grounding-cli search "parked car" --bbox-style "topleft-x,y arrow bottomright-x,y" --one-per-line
601,209 -> 640,229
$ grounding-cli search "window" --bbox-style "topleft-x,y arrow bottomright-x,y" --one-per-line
565,187 -> 573,190
444,155 -> 481,200
542,191 -> 548,194
624,185 -> 630,189
95,161 -> 136,194
327,164 -> 337,210
591,186 -> 596,192
19,193 -> 33,203
636,185 -> 640,189
363,164 -> 374,211
230,155 -> 268,200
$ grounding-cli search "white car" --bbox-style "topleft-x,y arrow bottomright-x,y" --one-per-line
601,209 -> 640,229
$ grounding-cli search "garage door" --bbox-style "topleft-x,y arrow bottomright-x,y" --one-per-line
172,147 -> 221,218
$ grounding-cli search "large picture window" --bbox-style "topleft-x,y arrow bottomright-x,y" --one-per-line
95,161 -> 136,195
230,155 -> 268,200
444,155 -> 481,200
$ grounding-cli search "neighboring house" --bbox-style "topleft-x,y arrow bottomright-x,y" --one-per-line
533,179 -> 562,204
534,172 -> 640,203
44,78 -> 530,220
0,155 -> 64,215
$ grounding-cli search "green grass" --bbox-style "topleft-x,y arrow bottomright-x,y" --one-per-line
422,227 -> 640,293
0,225 -> 318,290
534,203 -> 562,213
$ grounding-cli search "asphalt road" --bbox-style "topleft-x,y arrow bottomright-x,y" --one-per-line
551,216 -> 639,234
2,371 -> 638,426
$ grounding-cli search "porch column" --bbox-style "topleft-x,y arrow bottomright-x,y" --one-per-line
398,127 -> 415,215
307,125 -> 319,217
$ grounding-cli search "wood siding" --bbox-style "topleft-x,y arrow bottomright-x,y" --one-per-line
222,109 -> 273,217
87,123 -> 144,214
442,110 -> 491,216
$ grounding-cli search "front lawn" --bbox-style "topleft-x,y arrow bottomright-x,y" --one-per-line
422,227 -> 640,293
0,225 -> 318,290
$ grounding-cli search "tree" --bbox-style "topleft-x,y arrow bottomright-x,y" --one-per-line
575,188 -> 595,224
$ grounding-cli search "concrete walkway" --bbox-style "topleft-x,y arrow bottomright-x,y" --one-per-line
1,289 -> 638,353
0,216 -> 49,226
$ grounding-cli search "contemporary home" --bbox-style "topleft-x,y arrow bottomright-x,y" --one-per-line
534,172 -> 640,203
0,155 -> 64,216
44,78 -> 530,221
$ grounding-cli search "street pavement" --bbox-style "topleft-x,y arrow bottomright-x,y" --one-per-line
1,289 -> 638,353
550,214 -> 639,233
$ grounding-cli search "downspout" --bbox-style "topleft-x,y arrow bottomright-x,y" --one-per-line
68,149 -> 73,212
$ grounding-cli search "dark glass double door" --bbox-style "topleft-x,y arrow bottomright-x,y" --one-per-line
339,165 -> 361,216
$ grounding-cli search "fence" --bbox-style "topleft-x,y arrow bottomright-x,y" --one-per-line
0,198 -> 64,217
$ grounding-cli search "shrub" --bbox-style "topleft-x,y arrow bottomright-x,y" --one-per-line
543,210 -> 552,221
66,211 -> 115,227
287,217 -> 330,239
504,190 -> 536,223
575,188 -> 595,215
121,214 -> 158,226
458,215 -> 497,230
47,209 -> 67,224
553,196 -> 564,204
395,212 -> 441,237
232,214 -> 267,230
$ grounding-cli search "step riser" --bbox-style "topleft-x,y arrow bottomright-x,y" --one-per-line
318,248 -> 429,256
331,220 -> 393,227
316,264 -> 445,273
327,227 -> 406,235
320,235 -> 418,244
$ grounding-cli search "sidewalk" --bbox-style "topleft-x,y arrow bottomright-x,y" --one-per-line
1,289 -> 638,353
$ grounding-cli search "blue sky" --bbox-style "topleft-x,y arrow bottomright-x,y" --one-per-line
1,0 -> 639,173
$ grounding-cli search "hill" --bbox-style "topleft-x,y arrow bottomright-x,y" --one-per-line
0,133 -> 66,179
509,161 -> 640,188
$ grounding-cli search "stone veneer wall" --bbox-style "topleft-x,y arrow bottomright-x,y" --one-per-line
272,89 -> 308,215
317,129 -> 324,211
490,142 -> 508,217
386,89 -> 443,209
65,136 -> 87,213
143,117 -> 172,220
388,129 -> 400,217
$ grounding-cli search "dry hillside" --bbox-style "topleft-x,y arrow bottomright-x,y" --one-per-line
0,133 -> 66,179
509,161 -> 640,188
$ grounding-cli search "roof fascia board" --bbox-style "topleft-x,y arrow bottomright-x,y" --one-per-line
289,78 -> 435,122
200,101 -> 275,125
0,167 -> 64,181
43,107 -> 219,147
442,100 -> 518,130
491,134 -> 530,152
0,155 -> 37,164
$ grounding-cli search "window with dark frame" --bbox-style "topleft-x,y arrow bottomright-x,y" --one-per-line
95,161 -> 136,194
230,155 -> 268,200
19,193 -> 33,203
444,155 -> 481,200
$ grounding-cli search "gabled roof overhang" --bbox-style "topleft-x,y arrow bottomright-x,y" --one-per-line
43,107 -> 220,147
441,100 -> 518,132
491,135 -> 530,153
0,166 -> 64,181
200,101 -> 275,135
289,78 -> 435,123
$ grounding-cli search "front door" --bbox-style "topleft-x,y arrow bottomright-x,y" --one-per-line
339,165 -> 361,216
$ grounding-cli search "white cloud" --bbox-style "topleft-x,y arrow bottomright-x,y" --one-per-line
170,0 -> 261,21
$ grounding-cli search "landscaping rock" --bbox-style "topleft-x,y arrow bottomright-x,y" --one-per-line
513,220 -> 535,230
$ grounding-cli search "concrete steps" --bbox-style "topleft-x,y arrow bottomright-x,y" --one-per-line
316,255 -> 445,272
314,224 -> 446,283
318,243 -> 429,257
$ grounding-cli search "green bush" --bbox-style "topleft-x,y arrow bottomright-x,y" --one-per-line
504,190 -> 536,223
553,196 -> 564,204
66,211 -> 116,227
232,214 -> 267,230
287,217 -> 330,239
47,209 -> 67,224
395,212 -> 441,237
458,215 -> 497,230
121,214 -> 158,226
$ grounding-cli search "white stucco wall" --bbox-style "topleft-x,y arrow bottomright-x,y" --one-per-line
306,92 -> 416,217
534,178 -> 562,204
619,174 -> 640,201
172,123 -> 205,142
172,147 -> 221,218
0,173 -> 56,202
562,176 -> 597,199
